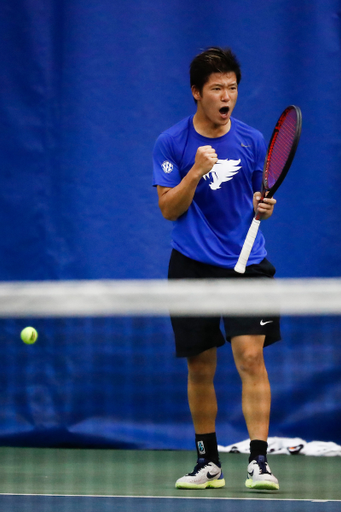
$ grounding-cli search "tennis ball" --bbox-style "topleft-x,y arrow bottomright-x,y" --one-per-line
21,327 -> 38,344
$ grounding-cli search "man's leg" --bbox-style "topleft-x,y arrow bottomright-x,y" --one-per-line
231,334 -> 279,490
231,335 -> 270,441
175,347 -> 225,489
187,346 -> 217,435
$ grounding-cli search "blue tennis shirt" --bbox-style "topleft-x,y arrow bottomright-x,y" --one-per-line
153,115 -> 268,268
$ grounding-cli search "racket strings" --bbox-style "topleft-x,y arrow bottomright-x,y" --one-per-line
267,111 -> 298,189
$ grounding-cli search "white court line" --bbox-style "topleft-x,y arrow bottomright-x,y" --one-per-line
0,493 -> 339,502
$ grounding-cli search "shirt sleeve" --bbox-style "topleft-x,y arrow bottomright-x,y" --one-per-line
152,133 -> 182,188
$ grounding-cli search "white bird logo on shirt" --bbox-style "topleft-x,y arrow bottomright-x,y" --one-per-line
203,158 -> 241,190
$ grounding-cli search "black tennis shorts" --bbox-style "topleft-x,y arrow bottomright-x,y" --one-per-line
168,249 -> 281,358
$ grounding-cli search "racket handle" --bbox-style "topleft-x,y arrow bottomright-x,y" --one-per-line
234,218 -> 261,274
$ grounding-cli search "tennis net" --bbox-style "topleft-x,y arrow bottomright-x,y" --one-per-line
1,277 -> 341,316
0,277 -> 340,452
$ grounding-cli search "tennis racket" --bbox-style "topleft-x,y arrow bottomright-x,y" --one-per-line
234,105 -> 302,274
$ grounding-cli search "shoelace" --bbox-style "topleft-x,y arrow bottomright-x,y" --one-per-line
255,455 -> 271,475
189,458 -> 219,476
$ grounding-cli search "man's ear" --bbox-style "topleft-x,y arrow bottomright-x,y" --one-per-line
191,85 -> 201,102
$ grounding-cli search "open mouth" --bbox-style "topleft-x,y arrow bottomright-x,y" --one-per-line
219,106 -> 230,116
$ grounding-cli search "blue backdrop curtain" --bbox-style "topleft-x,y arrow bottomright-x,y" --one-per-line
0,0 -> 340,448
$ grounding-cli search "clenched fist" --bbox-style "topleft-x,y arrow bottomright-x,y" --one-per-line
193,146 -> 218,178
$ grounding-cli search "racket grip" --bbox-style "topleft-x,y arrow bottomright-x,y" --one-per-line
234,219 -> 261,274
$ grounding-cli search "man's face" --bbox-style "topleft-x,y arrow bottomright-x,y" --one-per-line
192,72 -> 238,129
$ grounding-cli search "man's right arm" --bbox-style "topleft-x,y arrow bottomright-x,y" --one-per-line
157,145 -> 218,221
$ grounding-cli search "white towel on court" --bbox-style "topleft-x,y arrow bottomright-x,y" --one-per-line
218,437 -> 341,456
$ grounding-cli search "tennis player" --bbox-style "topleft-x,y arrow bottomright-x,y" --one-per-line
152,47 -> 280,491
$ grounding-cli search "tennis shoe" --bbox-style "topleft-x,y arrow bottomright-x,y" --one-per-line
245,455 -> 279,490
175,458 -> 225,489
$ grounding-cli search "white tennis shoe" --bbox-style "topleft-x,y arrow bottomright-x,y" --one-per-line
245,455 -> 279,490
175,458 -> 225,489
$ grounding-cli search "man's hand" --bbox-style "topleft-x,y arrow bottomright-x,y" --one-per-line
192,145 -> 218,178
253,192 -> 277,220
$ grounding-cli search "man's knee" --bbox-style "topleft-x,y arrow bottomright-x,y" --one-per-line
231,335 -> 266,376
237,350 -> 264,376
187,348 -> 217,382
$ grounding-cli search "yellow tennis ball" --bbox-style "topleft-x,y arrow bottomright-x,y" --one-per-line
21,327 -> 38,344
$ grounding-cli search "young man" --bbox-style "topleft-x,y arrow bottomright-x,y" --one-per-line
152,47 -> 280,491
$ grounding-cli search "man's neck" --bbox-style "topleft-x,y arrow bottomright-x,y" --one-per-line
193,113 -> 231,138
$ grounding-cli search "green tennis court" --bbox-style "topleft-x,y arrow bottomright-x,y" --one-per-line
0,447 -> 340,511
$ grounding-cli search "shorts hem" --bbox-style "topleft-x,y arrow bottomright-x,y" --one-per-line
175,340 -> 225,358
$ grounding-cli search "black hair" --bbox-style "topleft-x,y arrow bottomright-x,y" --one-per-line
190,47 -> 242,96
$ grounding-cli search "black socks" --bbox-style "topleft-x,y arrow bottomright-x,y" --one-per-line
249,439 -> 268,462
195,432 -> 219,464
194,435 -> 267,464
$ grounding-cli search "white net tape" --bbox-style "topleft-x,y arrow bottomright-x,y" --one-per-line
0,278 -> 341,317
